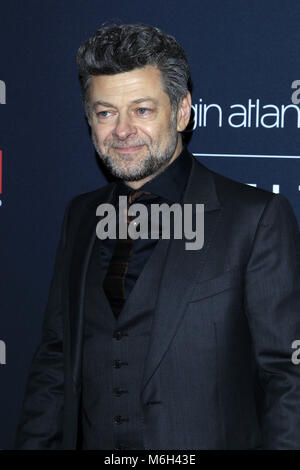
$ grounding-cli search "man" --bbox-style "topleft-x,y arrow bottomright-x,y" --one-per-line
14,23 -> 300,450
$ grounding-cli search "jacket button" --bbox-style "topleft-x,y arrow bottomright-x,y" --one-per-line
113,387 -> 128,397
113,330 -> 123,340
114,415 -> 129,425
114,415 -> 122,424
113,360 -> 128,368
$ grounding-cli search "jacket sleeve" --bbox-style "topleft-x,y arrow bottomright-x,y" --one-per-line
13,198 -> 74,449
244,193 -> 300,449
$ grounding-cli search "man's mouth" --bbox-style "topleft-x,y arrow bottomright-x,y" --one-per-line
113,145 -> 144,154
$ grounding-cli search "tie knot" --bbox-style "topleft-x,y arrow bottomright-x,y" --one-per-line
128,189 -> 151,205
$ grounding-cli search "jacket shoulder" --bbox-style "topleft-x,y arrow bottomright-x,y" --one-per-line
60,182 -> 116,237
194,158 -> 276,207
67,182 -> 115,211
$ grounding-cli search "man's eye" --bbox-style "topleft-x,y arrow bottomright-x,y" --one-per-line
96,111 -> 111,118
137,108 -> 151,115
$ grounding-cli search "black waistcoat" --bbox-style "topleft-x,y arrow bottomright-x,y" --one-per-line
77,234 -> 170,450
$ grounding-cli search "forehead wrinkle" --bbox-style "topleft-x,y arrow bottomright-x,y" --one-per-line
96,80 -> 152,104
89,66 -> 168,109
92,97 -> 159,111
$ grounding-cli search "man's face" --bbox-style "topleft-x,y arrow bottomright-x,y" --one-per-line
88,65 -> 185,182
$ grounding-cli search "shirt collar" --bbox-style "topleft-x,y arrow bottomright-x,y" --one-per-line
116,146 -> 192,203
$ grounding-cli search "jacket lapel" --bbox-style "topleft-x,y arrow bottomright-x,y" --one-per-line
69,183 -> 117,388
140,156 -> 222,395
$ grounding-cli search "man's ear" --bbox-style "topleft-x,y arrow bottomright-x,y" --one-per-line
177,92 -> 192,132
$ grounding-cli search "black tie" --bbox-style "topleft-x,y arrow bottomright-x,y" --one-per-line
103,189 -> 151,318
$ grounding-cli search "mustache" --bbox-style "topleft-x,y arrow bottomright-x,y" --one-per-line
112,144 -> 145,149
106,140 -> 149,149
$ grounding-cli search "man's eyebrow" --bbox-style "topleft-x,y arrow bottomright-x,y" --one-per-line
92,100 -> 116,110
92,97 -> 158,110
131,97 -> 159,105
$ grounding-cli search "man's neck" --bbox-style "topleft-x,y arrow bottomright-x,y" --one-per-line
124,137 -> 183,190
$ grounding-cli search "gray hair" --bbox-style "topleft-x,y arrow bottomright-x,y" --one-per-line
76,23 -> 191,121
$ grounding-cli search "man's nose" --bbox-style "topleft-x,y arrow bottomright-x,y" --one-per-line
112,114 -> 137,140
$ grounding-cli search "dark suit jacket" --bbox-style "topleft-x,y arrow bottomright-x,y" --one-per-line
14,152 -> 300,449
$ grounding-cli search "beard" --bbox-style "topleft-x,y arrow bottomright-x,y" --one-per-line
91,113 -> 179,181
